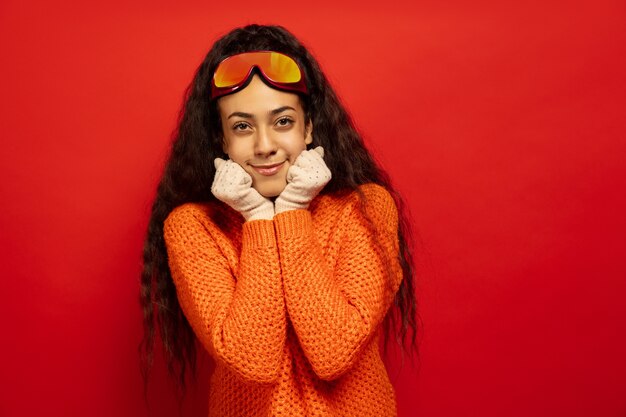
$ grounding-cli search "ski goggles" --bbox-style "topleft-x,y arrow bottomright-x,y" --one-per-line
210,51 -> 308,100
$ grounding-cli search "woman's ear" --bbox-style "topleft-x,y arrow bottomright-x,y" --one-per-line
304,119 -> 313,145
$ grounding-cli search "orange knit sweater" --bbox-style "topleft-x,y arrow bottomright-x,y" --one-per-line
163,183 -> 403,416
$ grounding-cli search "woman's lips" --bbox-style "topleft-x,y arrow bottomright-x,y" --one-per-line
250,161 -> 285,176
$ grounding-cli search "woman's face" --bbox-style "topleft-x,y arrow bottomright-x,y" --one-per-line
217,74 -> 313,198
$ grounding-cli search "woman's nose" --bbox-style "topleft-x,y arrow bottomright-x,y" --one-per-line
254,129 -> 278,156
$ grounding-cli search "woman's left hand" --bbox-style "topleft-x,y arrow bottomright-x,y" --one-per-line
275,146 -> 332,214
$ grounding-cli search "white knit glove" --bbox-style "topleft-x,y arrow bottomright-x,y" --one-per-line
274,146 -> 332,214
211,158 -> 275,221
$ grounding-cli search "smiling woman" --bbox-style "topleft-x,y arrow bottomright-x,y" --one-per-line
139,24 -> 418,417
217,75 -> 313,198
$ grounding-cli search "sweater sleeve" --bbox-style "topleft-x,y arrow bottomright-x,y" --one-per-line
273,185 -> 403,381
163,204 -> 286,383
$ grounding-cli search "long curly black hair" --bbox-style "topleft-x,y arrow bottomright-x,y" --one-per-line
139,23 -> 420,403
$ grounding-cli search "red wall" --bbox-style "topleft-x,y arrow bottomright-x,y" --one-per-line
1,1 -> 625,416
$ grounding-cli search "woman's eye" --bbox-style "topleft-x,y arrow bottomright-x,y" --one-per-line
233,122 -> 250,131
276,117 -> 293,127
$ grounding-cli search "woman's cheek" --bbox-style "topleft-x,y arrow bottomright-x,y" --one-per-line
289,147 -> 307,164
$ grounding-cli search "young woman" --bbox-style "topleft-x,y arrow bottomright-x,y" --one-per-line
140,24 -> 418,416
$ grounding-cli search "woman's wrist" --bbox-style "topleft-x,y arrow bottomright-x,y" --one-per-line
243,199 -> 275,221
274,196 -> 309,214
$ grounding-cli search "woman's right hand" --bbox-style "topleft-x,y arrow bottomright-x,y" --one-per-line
211,158 -> 275,221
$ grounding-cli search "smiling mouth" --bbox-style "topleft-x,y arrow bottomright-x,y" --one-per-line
250,161 -> 286,176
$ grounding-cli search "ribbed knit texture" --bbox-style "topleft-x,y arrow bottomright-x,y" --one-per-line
163,183 -> 404,417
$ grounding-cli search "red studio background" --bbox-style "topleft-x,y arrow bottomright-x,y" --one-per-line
1,1 -> 625,416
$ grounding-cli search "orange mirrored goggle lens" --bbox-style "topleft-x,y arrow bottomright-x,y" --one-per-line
213,51 -> 302,88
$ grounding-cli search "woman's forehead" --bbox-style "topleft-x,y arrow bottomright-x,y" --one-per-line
217,75 -> 303,117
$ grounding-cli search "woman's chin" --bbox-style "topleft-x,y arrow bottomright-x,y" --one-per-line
254,180 -> 287,198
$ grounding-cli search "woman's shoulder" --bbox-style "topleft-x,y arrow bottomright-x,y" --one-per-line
356,183 -> 398,225
166,201 -> 209,223
357,183 -> 396,207
314,183 -> 397,225
319,183 -> 395,210
164,200 -> 232,231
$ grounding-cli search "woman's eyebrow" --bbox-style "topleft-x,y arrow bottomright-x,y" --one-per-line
227,106 -> 295,120
227,111 -> 253,120
269,106 -> 295,115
